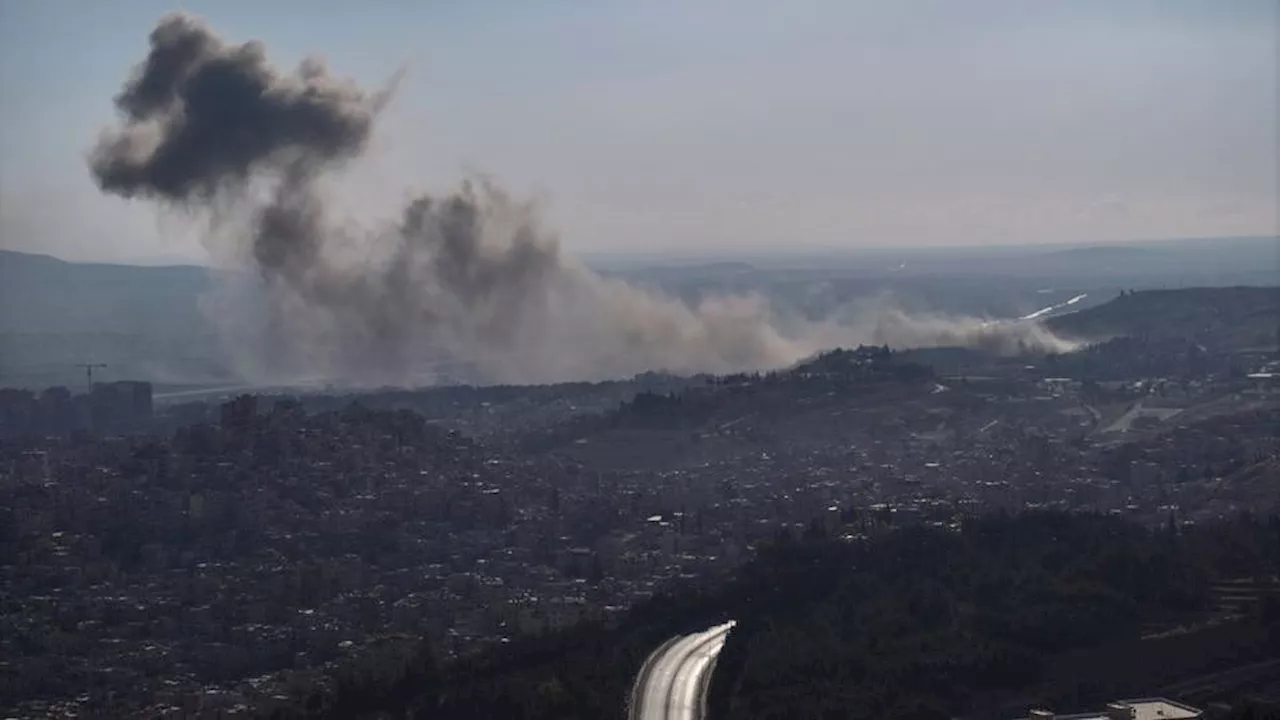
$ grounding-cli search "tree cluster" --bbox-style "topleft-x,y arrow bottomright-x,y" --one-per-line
271,511 -> 1280,719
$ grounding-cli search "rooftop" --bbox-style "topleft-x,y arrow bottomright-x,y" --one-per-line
1023,698 -> 1201,720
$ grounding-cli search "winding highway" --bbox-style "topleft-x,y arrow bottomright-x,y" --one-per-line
629,620 -> 736,720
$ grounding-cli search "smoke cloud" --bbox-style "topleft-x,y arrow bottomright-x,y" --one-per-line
91,14 -> 1077,386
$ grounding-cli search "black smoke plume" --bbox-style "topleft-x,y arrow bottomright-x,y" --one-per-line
91,14 -> 1077,385
90,14 -> 384,202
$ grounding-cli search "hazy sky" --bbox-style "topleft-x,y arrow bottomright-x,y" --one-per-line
1,0 -> 1276,264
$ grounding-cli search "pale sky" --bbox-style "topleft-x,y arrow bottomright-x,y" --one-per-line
0,0 -> 1276,264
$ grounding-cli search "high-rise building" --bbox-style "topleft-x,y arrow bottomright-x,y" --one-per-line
38,386 -> 76,435
0,388 -> 38,439
88,381 -> 154,434
220,394 -> 258,431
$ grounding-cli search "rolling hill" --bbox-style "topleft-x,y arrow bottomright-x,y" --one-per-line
1046,286 -> 1280,350
0,250 -> 233,387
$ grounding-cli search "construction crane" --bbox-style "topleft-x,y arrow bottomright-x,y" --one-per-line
74,363 -> 108,390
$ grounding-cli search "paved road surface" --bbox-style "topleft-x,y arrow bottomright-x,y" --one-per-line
629,620 -> 736,720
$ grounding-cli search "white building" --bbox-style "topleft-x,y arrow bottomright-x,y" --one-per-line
1022,697 -> 1201,720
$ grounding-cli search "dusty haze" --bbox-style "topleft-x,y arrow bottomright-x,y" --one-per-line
89,14 -> 1077,386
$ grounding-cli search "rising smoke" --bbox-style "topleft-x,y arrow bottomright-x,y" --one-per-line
90,14 -> 1077,386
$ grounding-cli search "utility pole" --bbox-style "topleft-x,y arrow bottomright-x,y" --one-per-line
75,363 -> 108,391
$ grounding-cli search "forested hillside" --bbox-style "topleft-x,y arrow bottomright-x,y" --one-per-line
708,513 -> 1279,719
265,512 -> 1280,719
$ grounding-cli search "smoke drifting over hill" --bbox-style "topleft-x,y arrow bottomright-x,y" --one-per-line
89,14 -> 1077,385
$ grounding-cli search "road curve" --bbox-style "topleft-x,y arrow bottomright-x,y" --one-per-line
629,620 -> 736,720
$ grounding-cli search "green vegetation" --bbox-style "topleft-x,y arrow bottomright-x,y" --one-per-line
271,511 -> 1280,719
710,513 -> 1222,719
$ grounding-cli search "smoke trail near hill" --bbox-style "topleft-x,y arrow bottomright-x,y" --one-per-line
90,14 -> 1077,385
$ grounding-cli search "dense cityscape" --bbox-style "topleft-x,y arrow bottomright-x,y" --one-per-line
2,288 -> 1279,717
1,4 -> 1278,716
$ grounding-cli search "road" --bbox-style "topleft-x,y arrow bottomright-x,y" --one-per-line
153,384 -> 258,402
1019,292 -> 1089,321
629,620 -> 736,720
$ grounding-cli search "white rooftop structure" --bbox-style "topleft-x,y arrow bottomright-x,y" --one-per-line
1022,698 -> 1201,720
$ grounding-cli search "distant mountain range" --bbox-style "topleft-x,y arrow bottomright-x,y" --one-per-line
0,249 -> 214,335
600,235 -> 1280,281
0,250 -> 232,388
1,236 -> 1276,388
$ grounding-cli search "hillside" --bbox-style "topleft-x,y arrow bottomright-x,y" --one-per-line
1047,286 -> 1280,350
2,248 -> 1275,388
0,250 -> 235,386
706,513 -> 1280,720
0,250 -> 215,335
255,512 -> 1280,720
515,348 -> 939,471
